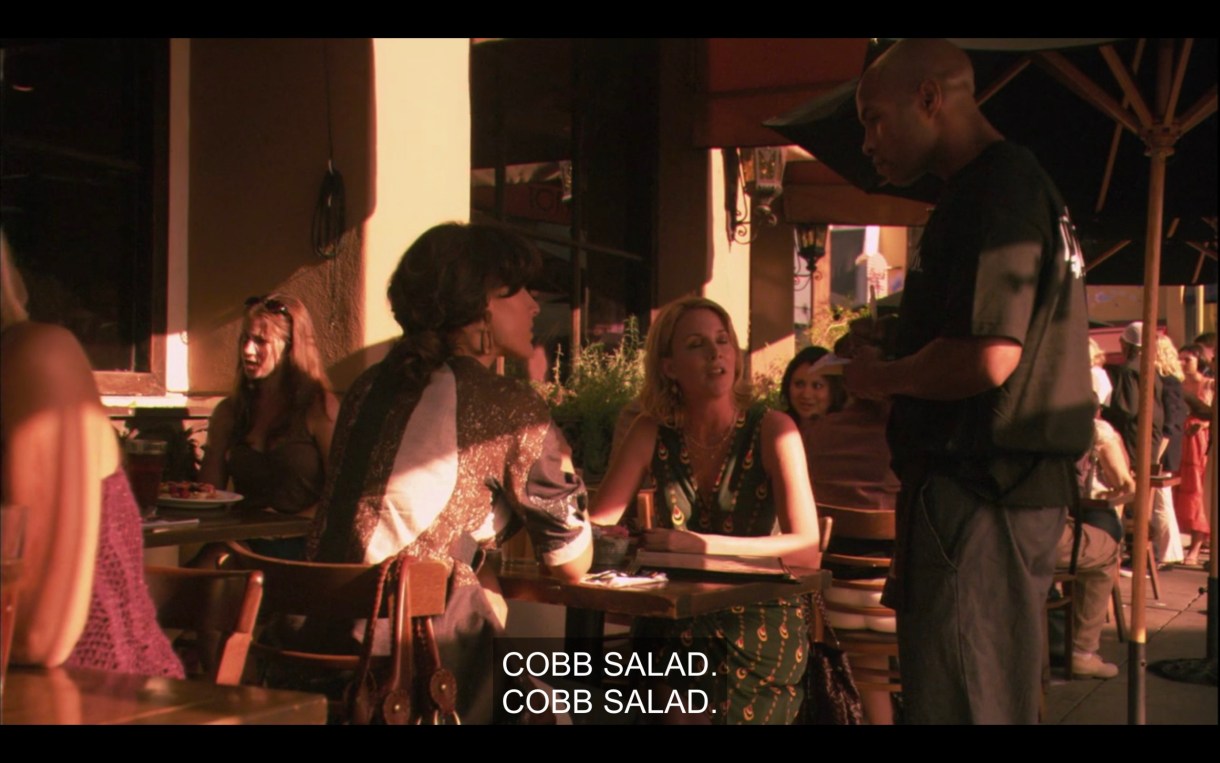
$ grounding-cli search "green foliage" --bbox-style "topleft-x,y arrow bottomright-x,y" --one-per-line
536,317 -> 646,479
751,358 -> 789,412
806,304 -> 871,352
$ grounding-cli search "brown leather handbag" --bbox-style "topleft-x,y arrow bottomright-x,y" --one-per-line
802,592 -> 865,725
347,553 -> 460,725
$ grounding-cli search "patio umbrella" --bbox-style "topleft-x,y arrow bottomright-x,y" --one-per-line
769,38 -> 1218,723
767,39 -> 1218,287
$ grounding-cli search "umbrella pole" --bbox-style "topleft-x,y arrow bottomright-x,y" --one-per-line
1138,39 -> 1218,698
1126,133 -> 1171,727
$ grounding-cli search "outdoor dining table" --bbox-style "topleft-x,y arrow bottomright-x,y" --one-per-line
142,509 -> 313,549
1,666 -> 327,725
497,562 -> 830,654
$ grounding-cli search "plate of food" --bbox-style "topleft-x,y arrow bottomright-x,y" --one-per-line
156,482 -> 243,511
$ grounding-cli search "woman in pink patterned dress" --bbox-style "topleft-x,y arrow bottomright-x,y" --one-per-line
1,235 -> 181,677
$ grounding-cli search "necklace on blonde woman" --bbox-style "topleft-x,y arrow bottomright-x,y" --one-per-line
684,422 -> 733,452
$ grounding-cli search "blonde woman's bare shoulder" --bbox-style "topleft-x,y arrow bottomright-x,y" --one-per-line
1,322 -> 99,410
619,412 -> 660,452
760,408 -> 799,438
625,410 -> 661,432
3,321 -> 85,363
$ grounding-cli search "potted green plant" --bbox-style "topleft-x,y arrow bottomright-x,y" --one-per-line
806,304 -> 871,352
751,358 -> 789,412
536,317 -> 646,482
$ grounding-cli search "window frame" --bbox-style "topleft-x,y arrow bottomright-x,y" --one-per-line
2,38 -> 171,396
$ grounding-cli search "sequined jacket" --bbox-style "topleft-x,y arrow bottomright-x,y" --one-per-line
308,354 -> 590,588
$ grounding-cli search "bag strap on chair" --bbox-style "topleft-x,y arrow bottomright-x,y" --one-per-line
346,552 -> 460,725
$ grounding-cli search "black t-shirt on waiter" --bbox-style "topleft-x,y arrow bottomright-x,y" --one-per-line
887,142 -> 1094,507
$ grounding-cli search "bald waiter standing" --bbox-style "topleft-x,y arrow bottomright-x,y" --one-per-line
845,39 -> 1094,724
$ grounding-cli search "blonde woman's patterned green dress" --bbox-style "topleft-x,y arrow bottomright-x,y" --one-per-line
634,405 -> 809,725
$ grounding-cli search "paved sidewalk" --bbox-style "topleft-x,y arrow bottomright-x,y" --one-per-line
1045,555 -> 1218,725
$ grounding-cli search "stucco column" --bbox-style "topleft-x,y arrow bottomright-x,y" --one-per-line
747,222 -> 795,383
360,39 -> 471,374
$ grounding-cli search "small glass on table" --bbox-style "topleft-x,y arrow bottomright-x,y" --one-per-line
1,503 -> 27,698
124,439 -> 167,518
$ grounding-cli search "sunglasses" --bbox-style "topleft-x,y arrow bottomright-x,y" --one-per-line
245,295 -> 290,314
245,296 -> 294,339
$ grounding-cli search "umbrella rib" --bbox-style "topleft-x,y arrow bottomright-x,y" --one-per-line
1032,51 -> 1142,135
1096,40 -> 1147,215
1099,45 -> 1154,129
1177,86 -> 1218,136
1186,241 -> 1217,260
976,57 -> 1030,106
1084,240 -> 1131,272
1165,38 -> 1193,125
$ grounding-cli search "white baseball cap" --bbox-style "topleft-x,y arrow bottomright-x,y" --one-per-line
1121,321 -> 1143,347
810,354 -> 849,376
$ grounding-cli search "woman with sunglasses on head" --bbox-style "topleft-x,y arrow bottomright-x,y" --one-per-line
199,294 -> 338,558
591,296 -> 820,725
307,223 -> 592,724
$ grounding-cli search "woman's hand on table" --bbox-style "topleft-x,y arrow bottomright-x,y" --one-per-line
641,528 -> 707,554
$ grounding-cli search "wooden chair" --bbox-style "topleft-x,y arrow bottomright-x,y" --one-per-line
818,505 -> 900,699
221,541 -> 448,724
1123,515 -> 1162,599
1110,567 -> 1128,642
145,566 -> 264,685
1046,564 -> 1078,681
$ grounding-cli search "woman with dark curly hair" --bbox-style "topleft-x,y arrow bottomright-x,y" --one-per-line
308,222 -> 592,723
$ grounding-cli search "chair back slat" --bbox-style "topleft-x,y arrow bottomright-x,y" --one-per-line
222,542 -> 447,619
221,541 -> 448,723
815,503 -> 902,707
822,553 -> 892,569
145,566 -> 264,686
819,505 -> 896,542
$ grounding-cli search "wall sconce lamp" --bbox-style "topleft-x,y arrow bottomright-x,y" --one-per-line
725,146 -> 786,245
793,223 -> 827,276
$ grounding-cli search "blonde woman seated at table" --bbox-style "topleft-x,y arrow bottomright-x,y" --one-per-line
1,234 -> 181,678
199,293 -> 338,559
591,296 -> 821,725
